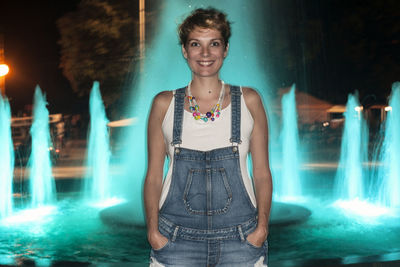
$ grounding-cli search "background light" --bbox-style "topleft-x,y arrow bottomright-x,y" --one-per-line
354,106 -> 363,112
385,106 -> 392,112
0,64 -> 9,77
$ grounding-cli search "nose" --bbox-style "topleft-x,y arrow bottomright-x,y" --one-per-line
201,46 -> 210,57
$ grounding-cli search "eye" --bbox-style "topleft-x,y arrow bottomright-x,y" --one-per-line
190,41 -> 200,47
211,41 -> 221,47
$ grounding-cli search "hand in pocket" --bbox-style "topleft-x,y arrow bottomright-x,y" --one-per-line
149,230 -> 169,250
246,227 -> 268,248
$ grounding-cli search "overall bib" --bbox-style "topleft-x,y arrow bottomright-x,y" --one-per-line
150,86 -> 268,267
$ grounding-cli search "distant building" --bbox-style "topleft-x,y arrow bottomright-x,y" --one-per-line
273,87 -> 389,130
274,87 -> 337,125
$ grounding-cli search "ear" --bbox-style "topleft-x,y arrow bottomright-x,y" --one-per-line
223,43 -> 229,58
182,44 -> 188,59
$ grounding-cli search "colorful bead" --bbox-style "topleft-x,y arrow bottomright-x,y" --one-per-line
186,80 -> 225,123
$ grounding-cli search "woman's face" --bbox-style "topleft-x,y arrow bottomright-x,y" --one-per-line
182,26 -> 228,79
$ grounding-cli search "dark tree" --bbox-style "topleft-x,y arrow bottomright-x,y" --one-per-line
57,0 -> 139,108
264,0 -> 400,104
325,0 -> 400,103
264,0 -> 326,97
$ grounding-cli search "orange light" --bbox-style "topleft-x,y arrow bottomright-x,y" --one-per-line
354,106 -> 363,112
0,64 -> 9,77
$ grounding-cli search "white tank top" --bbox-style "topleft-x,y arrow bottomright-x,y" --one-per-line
160,87 -> 256,208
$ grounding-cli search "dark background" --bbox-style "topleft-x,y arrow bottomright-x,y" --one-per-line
0,0 -> 81,114
1,0 -> 399,115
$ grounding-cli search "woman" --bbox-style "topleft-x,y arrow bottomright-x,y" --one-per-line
144,7 -> 272,267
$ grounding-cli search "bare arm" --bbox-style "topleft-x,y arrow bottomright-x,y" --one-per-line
143,91 -> 172,249
243,87 -> 273,246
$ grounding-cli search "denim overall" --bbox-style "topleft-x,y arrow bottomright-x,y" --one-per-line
150,86 -> 268,267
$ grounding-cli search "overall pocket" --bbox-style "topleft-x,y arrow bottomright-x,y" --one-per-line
183,168 -> 232,215
152,239 -> 172,252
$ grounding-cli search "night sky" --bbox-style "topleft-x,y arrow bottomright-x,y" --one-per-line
1,0 -> 400,115
1,0 -> 80,114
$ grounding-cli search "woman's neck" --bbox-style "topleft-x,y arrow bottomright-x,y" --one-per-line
189,76 -> 223,100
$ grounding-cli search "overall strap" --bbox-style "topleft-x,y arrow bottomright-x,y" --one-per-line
171,87 -> 186,146
230,85 -> 242,144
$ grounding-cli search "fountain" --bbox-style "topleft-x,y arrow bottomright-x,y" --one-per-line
108,0 -> 275,226
0,94 -> 14,219
375,83 -> 400,208
275,85 -> 302,201
84,81 -> 112,203
334,92 -> 368,201
1,2 -> 400,267
28,86 -> 56,207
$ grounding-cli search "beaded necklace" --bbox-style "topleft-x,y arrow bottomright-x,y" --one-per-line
187,80 -> 225,122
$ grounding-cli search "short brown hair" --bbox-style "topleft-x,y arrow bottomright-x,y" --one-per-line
178,8 -> 231,47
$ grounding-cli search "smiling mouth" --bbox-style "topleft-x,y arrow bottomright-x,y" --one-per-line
198,61 -> 214,66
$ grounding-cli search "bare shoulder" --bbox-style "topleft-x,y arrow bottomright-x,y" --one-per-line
150,91 -> 173,123
242,87 -> 264,115
153,91 -> 173,108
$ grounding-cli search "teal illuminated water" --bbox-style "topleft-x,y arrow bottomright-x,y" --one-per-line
0,194 -> 149,266
276,85 -> 302,200
84,81 -> 112,202
334,93 -> 368,200
0,183 -> 399,266
0,95 -> 14,219
375,83 -> 400,208
1,0 -> 400,265
28,86 -> 56,207
116,0 -> 273,225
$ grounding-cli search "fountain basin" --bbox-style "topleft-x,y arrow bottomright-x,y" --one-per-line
1,170 -> 399,267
